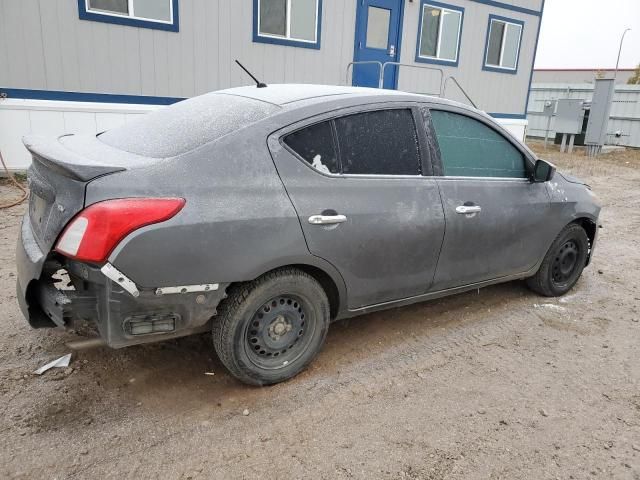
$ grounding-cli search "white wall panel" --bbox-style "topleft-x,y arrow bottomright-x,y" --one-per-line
0,109 -> 32,170
0,100 -> 160,169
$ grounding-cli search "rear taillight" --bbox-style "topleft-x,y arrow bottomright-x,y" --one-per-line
55,198 -> 185,263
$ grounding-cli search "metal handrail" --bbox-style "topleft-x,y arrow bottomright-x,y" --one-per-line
381,62 -> 444,95
442,76 -> 477,108
345,61 -> 477,110
345,61 -> 383,87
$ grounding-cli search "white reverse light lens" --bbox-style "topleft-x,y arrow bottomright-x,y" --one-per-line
56,217 -> 89,256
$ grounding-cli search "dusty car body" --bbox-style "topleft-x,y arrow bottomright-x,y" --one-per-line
16,84 -> 600,385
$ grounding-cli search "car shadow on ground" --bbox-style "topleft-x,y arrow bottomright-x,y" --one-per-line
24,280 -> 532,432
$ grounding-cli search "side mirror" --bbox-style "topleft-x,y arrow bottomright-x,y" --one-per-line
532,159 -> 556,182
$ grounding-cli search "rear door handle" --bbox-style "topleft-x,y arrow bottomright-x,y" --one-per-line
455,205 -> 481,214
308,214 -> 347,225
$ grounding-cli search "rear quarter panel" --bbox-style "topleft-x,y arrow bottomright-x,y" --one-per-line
85,123 -> 311,288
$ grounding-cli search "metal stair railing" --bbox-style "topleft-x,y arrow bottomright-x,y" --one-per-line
345,61 -> 384,87
344,61 -> 478,109
441,76 -> 478,108
381,62 -> 444,96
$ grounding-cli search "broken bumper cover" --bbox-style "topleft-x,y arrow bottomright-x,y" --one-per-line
16,215 -> 227,348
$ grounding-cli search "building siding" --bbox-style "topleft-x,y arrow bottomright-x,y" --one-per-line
0,0 -> 542,169
397,0 -> 540,115
0,0 -> 358,96
533,69 -> 636,85
1,0 -> 541,111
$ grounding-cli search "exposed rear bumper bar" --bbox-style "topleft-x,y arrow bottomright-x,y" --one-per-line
33,283 -> 71,328
17,216 -> 228,347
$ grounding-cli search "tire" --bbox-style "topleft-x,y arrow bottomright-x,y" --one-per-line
526,223 -> 589,297
212,268 -> 330,386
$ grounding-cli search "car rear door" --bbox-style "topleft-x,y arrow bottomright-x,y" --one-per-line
424,107 -> 552,291
268,105 -> 445,310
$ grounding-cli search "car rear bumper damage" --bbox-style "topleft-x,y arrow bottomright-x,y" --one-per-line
17,214 -> 228,348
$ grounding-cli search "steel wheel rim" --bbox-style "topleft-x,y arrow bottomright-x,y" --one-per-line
552,239 -> 580,285
244,294 -> 315,370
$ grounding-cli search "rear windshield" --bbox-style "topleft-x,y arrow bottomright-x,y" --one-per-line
98,93 -> 279,158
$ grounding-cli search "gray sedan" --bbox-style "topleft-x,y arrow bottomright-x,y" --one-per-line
16,85 -> 600,385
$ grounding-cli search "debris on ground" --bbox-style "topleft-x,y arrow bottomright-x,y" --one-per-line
32,353 -> 72,375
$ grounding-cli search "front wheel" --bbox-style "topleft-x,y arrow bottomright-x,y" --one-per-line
212,268 -> 330,386
526,223 -> 589,297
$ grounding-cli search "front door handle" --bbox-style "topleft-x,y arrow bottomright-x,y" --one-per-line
455,205 -> 482,214
308,214 -> 347,225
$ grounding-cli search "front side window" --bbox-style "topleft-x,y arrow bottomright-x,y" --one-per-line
334,109 -> 421,176
416,1 -> 463,65
255,0 -> 321,49
483,16 -> 523,72
430,110 -> 526,178
80,0 -> 178,31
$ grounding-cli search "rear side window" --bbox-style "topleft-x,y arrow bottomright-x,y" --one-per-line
334,109 -> 421,175
283,121 -> 340,174
430,110 -> 526,178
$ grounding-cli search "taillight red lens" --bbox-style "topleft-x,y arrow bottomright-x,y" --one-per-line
55,198 -> 185,263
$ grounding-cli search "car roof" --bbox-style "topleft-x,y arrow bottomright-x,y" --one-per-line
219,83 -> 428,106
218,84 -> 479,117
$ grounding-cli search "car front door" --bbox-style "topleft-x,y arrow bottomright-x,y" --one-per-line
425,107 -> 552,291
268,106 -> 445,310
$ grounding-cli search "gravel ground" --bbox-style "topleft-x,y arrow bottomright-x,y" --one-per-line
0,142 -> 639,479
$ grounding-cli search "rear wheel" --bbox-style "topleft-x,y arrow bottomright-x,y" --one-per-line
526,223 -> 589,297
213,268 -> 330,386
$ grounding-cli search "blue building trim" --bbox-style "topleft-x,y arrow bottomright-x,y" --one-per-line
393,0 -> 407,90
523,0 -> 545,117
468,0 -> 541,17
0,88 -> 184,105
414,0 -> 464,68
481,14 -> 524,75
77,0 -> 179,32
252,0 -> 322,50
488,112 -> 527,119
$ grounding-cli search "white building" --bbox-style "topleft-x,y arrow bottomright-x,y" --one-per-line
1,0 -> 545,169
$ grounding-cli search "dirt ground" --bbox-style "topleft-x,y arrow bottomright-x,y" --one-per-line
1,142 -> 639,479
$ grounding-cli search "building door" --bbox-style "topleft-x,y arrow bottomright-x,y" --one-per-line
352,0 -> 403,89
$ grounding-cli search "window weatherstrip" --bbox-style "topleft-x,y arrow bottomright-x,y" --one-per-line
85,0 -> 174,25
485,17 -> 522,71
257,0 -> 319,44
417,2 -> 463,64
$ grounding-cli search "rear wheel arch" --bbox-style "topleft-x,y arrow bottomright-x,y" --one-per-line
290,264 -> 341,320
227,262 -> 345,320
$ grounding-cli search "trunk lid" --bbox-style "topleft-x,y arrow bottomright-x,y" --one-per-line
24,134 -> 154,252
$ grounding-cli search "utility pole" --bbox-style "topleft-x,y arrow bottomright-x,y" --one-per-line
614,28 -> 631,81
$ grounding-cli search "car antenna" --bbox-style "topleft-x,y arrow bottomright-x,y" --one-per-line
235,60 -> 267,88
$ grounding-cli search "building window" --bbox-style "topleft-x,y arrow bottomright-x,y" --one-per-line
415,1 -> 463,66
483,15 -> 523,73
253,0 -> 322,49
78,0 -> 179,31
